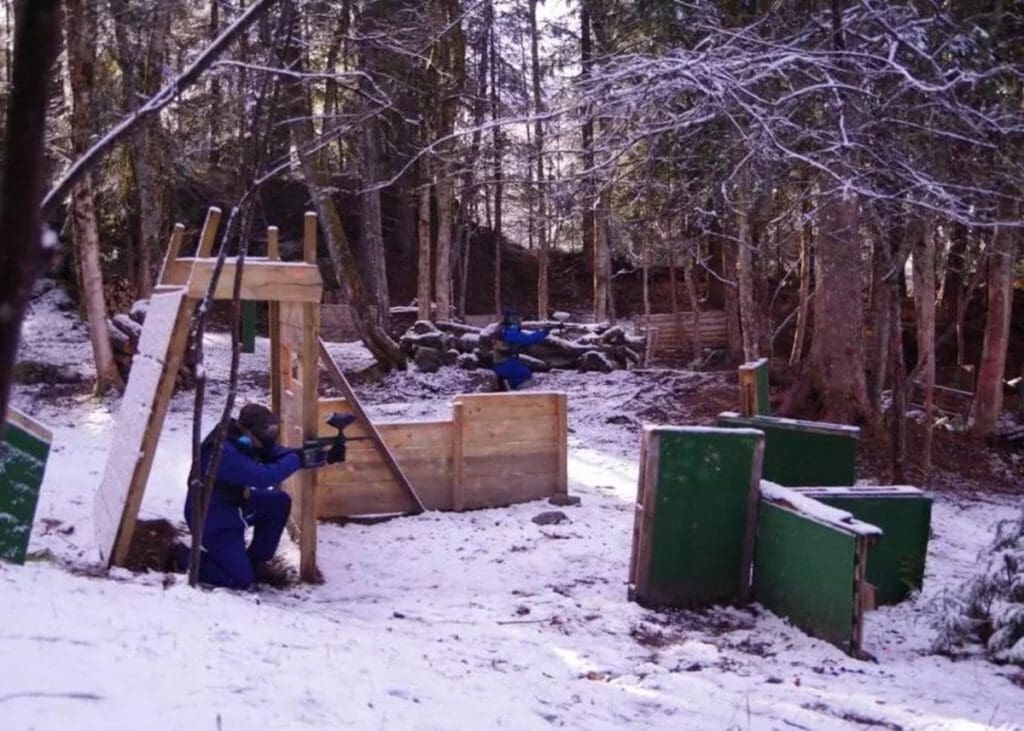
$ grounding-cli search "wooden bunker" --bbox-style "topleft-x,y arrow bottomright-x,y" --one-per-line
1,407 -> 53,564
93,209 -> 569,584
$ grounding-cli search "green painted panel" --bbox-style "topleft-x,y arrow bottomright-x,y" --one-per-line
1,420 -> 52,564
718,413 -> 858,486
799,491 -> 931,605
750,359 -> 770,415
754,501 -> 857,650
640,428 -> 763,608
241,300 -> 257,354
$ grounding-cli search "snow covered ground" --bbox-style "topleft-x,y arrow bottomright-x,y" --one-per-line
2,284 -> 1022,730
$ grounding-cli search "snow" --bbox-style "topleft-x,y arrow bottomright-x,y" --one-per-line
3,285 -> 1023,730
759,481 -> 882,537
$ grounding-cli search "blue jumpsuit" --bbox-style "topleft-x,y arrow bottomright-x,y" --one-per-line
182,435 -> 301,589
493,325 -> 548,390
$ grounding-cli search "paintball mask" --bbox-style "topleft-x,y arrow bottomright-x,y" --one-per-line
238,403 -> 280,447
502,308 -> 522,329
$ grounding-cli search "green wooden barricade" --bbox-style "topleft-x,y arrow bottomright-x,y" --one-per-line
718,411 -> 860,486
755,484 -> 880,655
739,358 -> 770,416
1,409 -> 53,564
796,486 -> 931,605
629,426 -> 764,608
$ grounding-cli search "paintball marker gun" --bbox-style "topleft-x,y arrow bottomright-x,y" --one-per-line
551,311 -> 571,335
298,412 -> 370,468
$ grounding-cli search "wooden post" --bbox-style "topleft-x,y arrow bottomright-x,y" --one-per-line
156,223 -> 185,287
298,214 -> 320,581
451,401 -> 465,511
196,206 -> 222,257
555,393 -> 568,496
267,226 -> 281,416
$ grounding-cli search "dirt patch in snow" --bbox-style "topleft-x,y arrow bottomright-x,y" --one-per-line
121,519 -> 183,574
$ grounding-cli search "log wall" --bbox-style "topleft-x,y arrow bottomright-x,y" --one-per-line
642,310 -> 729,357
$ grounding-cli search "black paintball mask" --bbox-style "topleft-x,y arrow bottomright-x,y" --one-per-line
238,403 -> 280,449
502,308 -> 522,330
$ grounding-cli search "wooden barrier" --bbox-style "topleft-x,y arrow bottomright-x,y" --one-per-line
316,392 -> 568,518
629,426 -> 764,608
755,483 -> 881,656
642,310 -> 728,357
1,408 -> 53,564
718,411 -> 860,487
795,486 -> 931,605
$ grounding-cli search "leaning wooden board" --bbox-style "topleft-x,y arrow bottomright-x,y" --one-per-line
755,482 -> 881,656
1,408 -> 53,564
93,289 -> 193,566
629,426 -> 764,608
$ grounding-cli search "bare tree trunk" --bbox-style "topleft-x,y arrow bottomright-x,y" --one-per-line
720,219 -> 744,362
580,0 -> 594,278
970,196 -> 1019,436
912,221 -> 936,476
207,0 -> 221,166
417,158 -> 433,321
0,0 -> 61,430
641,239 -> 651,326
435,177 -> 454,321
684,247 -> 704,359
489,11 -> 503,315
736,177 -> 760,361
529,0 -> 548,319
790,195 -> 813,365
593,193 -> 610,322
279,5 -> 403,368
359,120 -> 389,327
889,274 -> 908,483
811,194 -> 871,423
138,4 -> 171,292
867,225 -> 893,412
65,0 -> 123,394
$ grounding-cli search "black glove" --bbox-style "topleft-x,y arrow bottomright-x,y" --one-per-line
296,443 -> 327,468
326,439 -> 346,465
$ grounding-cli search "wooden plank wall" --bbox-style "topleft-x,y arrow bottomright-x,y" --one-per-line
643,311 -> 728,357
315,392 -> 567,518
94,289 -> 193,566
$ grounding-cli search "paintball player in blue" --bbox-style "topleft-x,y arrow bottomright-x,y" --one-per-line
178,403 -> 335,589
492,308 -> 550,391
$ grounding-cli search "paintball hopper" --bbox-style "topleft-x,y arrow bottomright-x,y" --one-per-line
552,311 -> 571,332
326,412 -> 357,432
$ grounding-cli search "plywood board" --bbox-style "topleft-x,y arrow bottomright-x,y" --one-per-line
796,486 -> 932,605
94,289 -> 193,566
629,426 -> 765,608
161,259 -> 323,303
1,408 -> 53,564
718,412 -> 859,487
754,501 -> 862,653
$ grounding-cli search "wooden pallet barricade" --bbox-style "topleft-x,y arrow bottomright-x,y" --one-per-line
316,392 -> 568,518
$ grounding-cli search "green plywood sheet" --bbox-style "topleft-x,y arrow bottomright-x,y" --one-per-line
630,426 -> 764,608
718,412 -> 859,487
754,501 -> 858,651
796,487 -> 931,605
1,411 -> 53,564
740,358 -> 770,415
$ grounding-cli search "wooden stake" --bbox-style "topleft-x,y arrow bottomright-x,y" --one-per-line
196,206 -> 222,257
267,226 -> 281,416
318,338 -> 426,514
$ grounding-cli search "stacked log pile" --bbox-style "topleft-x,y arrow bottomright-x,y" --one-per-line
107,299 -> 198,389
399,319 -> 647,374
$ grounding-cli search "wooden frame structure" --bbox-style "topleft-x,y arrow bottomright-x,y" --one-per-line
94,208 -> 571,584
93,208 -> 326,580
